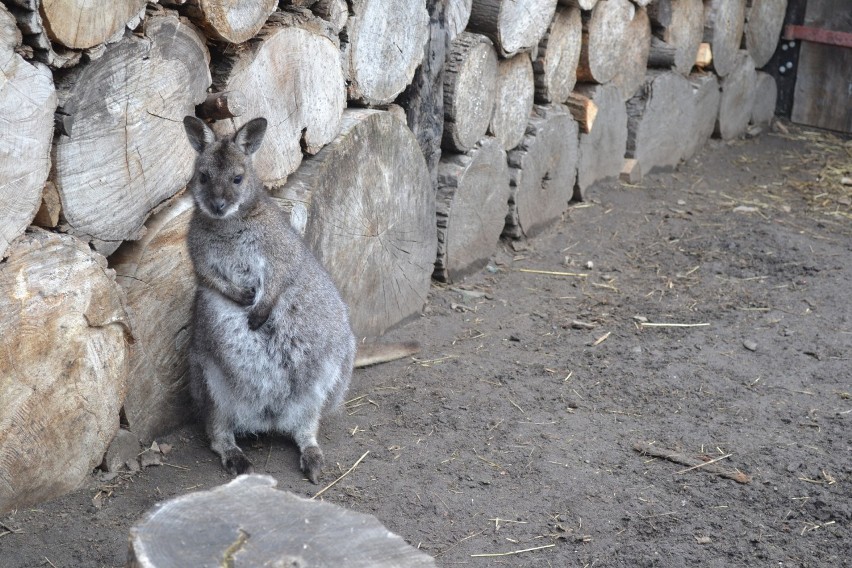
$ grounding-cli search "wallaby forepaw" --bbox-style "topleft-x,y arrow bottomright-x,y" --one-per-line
300,446 -> 323,484
224,451 -> 254,476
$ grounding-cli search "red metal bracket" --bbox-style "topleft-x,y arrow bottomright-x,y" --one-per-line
783,24 -> 852,48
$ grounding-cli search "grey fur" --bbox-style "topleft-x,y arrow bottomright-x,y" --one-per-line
183,116 -> 356,483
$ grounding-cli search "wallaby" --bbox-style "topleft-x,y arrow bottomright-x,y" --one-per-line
182,116 -> 417,483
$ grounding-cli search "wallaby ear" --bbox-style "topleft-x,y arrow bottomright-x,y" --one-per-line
233,118 -> 268,156
183,116 -> 216,154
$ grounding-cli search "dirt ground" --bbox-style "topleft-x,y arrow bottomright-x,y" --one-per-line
2,123 -> 851,567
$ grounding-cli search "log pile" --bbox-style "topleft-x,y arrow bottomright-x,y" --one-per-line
0,0 -> 789,512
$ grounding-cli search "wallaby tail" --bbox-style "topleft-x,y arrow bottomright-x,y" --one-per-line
354,341 -> 421,368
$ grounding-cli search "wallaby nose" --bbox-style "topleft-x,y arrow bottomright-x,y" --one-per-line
212,198 -> 227,213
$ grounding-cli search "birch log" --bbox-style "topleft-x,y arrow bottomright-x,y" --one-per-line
0,5 -> 56,258
577,0 -> 636,84
575,84 -> 628,199
434,138 -> 510,282
743,0 -> 787,68
161,0 -> 277,43
0,230 -> 131,514
648,0 -> 704,75
533,6 -> 582,104
210,11 -> 345,187
715,50 -> 756,139
346,0 -> 429,105
750,70 -> 776,126
703,0 -> 747,77
503,105 -> 579,239
271,110 -> 437,339
611,7 -> 651,101
682,71 -> 721,160
51,11 -> 210,255
468,0 -> 558,57
489,53 -> 535,150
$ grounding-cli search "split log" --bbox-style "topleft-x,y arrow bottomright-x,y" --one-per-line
750,70 -> 777,126
467,0 -> 558,57
160,0 -> 277,44
127,475 -> 436,567
489,53 -> 535,150
611,7 -> 651,101
110,194 -> 196,444
743,0 -> 788,67
434,138 -> 510,282
577,0 -> 636,84
0,6 -> 56,258
346,0 -> 429,105
0,230 -> 131,514
715,50 -> 757,139
51,11 -> 210,255
574,84 -> 628,199
626,70 -> 694,176
312,0 -> 348,34
648,0 -> 704,75
532,6 -> 582,104
210,11 -> 345,187
271,109 -> 437,339
442,31 -> 498,152
682,71 -> 721,160
703,0 -> 747,77
503,105 -> 579,239
566,91 -> 598,133
695,42 -> 713,68
447,0 -> 473,41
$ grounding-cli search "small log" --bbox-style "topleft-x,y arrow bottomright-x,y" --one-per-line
346,0 -> 429,105
0,230 -> 131,514
649,0 -> 704,75
161,0 -> 276,43
695,42 -> 713,68
271,109 -> 437,339
648,36 -> 677,67
127,475 -> 436,567
210,11 -> 345,186
32,182 -> 62,228
503,104 -> 579,239
611,7 -> 651,101
577,0 -> 636,84
681,71 -> 721,160
467,0 -> 558,57
633,442 -> 751,484
434,138 -> 510,282
532,6 -> 582,104
703,0 -> 747,77
566,91 -> 598,133
575,84 -> 628,199
52,10 -> 211,255
312,0 -> 348,34
743,0 -> 788,67
195,90 -> 246,120
442,31 -> 498,152
447,0 -> 473,41
750,70 -> 777,126
0,5 -> 56,258
489,53 -> 535,150
715,50 -> 757,140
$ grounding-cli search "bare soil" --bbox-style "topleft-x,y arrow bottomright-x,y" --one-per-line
2,123 -> 851,567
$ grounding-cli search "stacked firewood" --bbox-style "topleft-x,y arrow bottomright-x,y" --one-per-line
0,0 -> 788,513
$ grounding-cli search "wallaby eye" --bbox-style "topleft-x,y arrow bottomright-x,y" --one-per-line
233,175 -> 243,185
199,172 -> 209,184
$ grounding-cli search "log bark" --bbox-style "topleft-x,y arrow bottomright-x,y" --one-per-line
648,0 -> 704,75
468,0 -> 558,57
611,7 -> 651,101
489,53 -> 535,150
0,230 -> 131,514
110,194 -> 196,444
577,0 -> 636,84
626,70 -> 694,176
743,0 -> 788,68
682,71 -> 721,160
750,70 -> 776,126
0,6 -> 56,258
271,109 -> 437,339
127,475 -> 436,567
715,50 -> 757,139
532,6 -> 582,104
566,92 -> 598,133
503,104 -> 579,239
312,0 -> 348,34
346,0 -> 429,105
442,31 -> 498,152
32,182 -> 62,228
210,11 -> 345,187
160,0 -> 277,44
447,0 -> 473,41
434,138 -> 510,282
648,36 -> 677,67
575,83 -> 628,199
51,11 -> 210,255
703,0 -> 747,77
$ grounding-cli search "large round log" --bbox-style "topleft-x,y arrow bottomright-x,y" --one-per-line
0,230 -> 131,514
467,0 -> 558,57
434,138 -> 510,282
503,105 -> 579,239
489,53 -> 535,150
210,11 -> 345,186
128,475 -> 436,567
577,0 -> 636,84
611,6 -> 651,101
532,6 -> 582,104
52,11 -> 210,255
161,0 -> 277,43
648,0 -> 704,75
346,0 -> 429,105
703,0 -> 747,77
750,70 -> 777,126
574,84 -> 628,199
110,194 -> 196,444
442,31 -> 498,153
743,0 -> 788,68
715,50 -> 756,140
682,71 -> 721,160
0,6 -> 56,259
271,110 -> 437,339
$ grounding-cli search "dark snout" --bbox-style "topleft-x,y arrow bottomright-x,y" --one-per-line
211,197 -> 227,215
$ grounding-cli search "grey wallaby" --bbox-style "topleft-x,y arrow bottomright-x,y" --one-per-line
182,116 -> 418,483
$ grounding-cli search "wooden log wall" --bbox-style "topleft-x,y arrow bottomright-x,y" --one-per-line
0,0 -> 789,513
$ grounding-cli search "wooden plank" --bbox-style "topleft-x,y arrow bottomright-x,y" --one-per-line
783,24 -> 852,47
